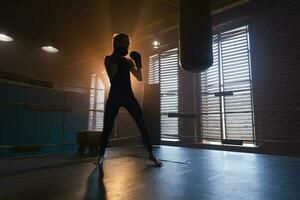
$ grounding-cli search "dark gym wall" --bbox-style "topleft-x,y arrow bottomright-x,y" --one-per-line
248,0 -> 300,153
139,0 -> 300,154
0,82 -> 89,156
210,0 -> 300,153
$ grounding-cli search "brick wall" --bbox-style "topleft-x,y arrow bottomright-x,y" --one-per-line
155,0 -> 300,153
247,0 -> 300,146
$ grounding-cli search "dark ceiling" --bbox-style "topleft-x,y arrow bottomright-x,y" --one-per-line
0,0 -> 239,80
0,0 -> 177,55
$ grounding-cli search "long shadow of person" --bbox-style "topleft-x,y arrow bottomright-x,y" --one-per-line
84,165 -> 107,200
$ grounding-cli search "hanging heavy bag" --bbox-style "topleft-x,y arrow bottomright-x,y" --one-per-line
179,0 -> 213,73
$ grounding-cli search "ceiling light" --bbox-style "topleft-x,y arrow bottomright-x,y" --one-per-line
41,46 -> 59,53
152,40 -> 160,49
0,34 -> 14,42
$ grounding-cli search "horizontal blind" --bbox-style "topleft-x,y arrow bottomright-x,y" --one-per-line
88,74 -> 96,130
200,36 -> 221,140
160,48 -> 179,140
221,26 -> 254,140
95,78 -> 105,131
88,74 -> 105,131
148,54 -> 160,84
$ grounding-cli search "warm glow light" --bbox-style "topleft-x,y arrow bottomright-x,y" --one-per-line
0,34 -> 13,42
41,46 -> 59,53
152,40 -> 160,49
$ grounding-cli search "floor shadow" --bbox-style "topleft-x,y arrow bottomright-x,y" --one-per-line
84,165 -> 107,200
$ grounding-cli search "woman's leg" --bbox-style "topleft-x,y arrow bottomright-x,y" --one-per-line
124,96 -> 162,167
99,97 -> 120,156
124,97 -> 153,152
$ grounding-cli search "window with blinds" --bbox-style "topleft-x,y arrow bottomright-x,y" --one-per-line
148,54 -> 160,84
160,48 -> 179,141
88,74 -> 105,131
148,48 -> 179,141
200,36 -> 222,140
200,25 -> 254,141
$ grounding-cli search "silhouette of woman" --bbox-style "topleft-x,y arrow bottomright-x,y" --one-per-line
97,33 -> 162,167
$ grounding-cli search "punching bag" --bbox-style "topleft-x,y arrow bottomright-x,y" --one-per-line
179,0 -> 213,73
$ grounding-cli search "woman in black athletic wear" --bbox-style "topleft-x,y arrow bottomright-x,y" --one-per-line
97,33 -> 162,167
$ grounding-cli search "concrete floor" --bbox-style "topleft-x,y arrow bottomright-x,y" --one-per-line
1,145 -> 300,200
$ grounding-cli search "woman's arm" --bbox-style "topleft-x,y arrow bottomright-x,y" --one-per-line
104,56 -> 118,79
128,58 -> 143,81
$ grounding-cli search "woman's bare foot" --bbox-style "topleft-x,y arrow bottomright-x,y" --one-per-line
94,155 -> 104,165
149,151 -> 163,167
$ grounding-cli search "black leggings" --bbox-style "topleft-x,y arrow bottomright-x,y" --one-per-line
99,94 -> 153,155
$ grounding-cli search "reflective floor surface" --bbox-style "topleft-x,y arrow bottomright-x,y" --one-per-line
1,145 -> 300,200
